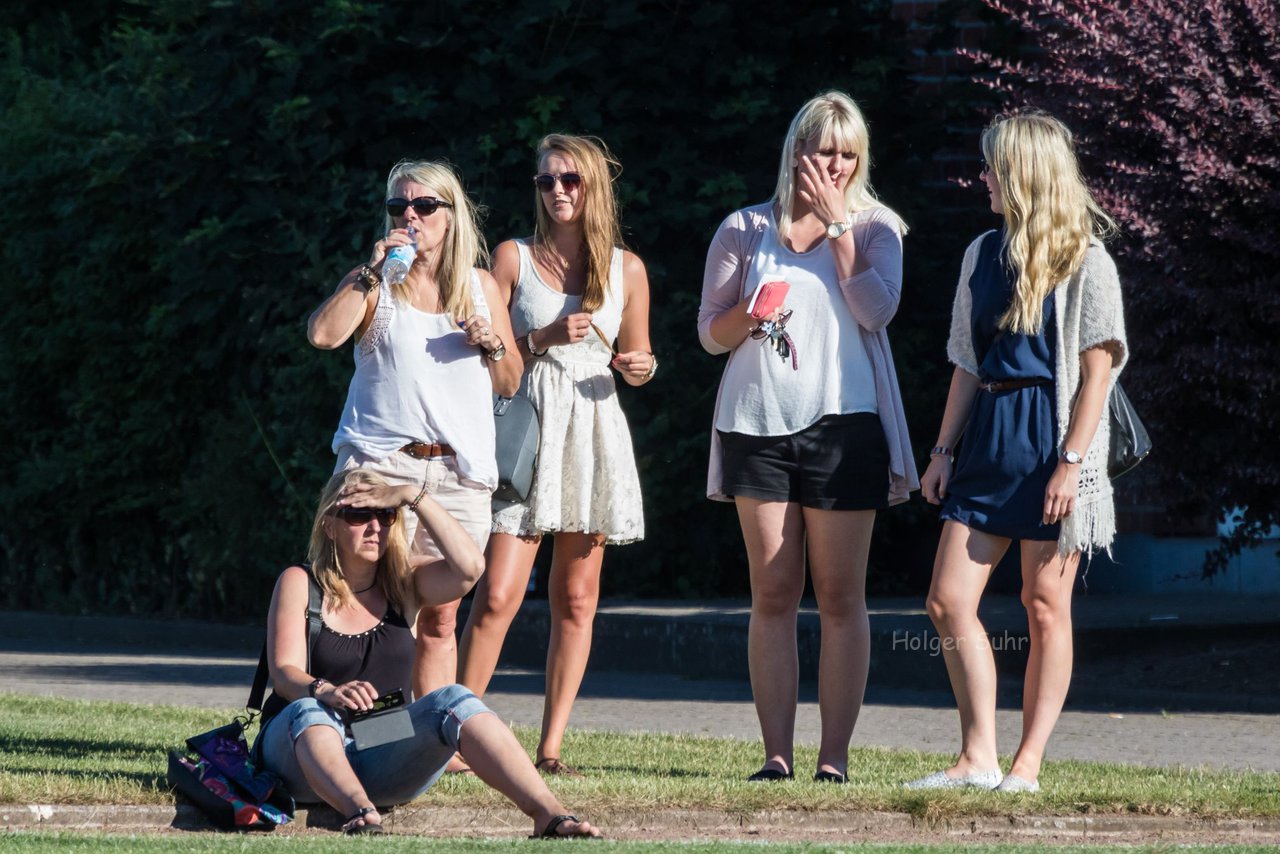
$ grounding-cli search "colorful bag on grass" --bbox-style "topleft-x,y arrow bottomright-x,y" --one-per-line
167,718 -> 294,830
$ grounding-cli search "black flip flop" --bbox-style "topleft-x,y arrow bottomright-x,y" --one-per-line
746,767 -> 794,782
814,770 -> 847,783
343,806 -> 385,835
532,814 -> 598,839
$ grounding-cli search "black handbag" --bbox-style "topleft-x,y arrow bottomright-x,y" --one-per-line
493,392 -> 540,503
1107,382 -> 1151,479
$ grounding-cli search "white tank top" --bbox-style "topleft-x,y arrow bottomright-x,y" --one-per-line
715,209 -> 877,436
332,271 -> 497,489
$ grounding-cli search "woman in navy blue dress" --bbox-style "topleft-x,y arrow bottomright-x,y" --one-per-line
942,231 -> 1060,542
906,112 -> 1128,793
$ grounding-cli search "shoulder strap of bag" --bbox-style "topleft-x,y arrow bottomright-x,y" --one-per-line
738,211 -> 770,303
246,563 -> 324,713
303,563 -> 322,671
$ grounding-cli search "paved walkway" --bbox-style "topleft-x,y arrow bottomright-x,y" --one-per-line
2,606 -> 1277,773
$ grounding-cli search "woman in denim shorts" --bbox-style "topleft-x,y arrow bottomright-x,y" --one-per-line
255,468 -> 599,838
697,92 -> 918,784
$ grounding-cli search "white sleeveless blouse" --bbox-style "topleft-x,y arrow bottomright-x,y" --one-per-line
332,271 -> 497,490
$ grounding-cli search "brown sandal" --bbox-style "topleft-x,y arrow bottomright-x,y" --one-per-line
535,757 -> 585,778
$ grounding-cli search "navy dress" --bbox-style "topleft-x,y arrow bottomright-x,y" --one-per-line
941,230 -> 1060,541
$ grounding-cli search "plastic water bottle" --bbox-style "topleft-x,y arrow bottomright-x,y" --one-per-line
382,226 -> 417,285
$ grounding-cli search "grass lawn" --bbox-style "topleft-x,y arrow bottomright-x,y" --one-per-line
0,838 -> 1275,854
0,692 -> 1276,823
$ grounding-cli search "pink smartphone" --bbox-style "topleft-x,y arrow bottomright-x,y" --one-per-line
748,281 -> 790,320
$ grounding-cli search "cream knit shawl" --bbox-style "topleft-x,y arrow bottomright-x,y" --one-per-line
946,231 -> 1128,555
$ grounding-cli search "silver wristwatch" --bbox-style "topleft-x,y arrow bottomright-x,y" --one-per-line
825,220 -> 851,240
1061,449 -> 1083,465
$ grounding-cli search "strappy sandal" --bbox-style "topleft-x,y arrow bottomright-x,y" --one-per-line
531,814 -> 599,839
342,806 -> 385,835
535,757 -> 585,778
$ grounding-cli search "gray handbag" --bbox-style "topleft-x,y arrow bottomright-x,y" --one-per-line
493,393 -> 540,503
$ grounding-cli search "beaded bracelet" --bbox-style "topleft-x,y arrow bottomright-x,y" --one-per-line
524,330 -> 549,357
407,481 -> 429,512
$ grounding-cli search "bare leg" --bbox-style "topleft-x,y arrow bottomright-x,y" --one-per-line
1009,540 -> 1080,782
457,712 -> 599,838
737,497 -> 806,775
412,599 -> 463,698
925,521 -> 1008,776
458,533 -> 542,697
803,506 -> 876,779
538,532 -> 606,765
293,726 -> 381,829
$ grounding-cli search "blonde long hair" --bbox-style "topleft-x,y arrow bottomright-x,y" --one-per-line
532,134 -> 625,313
383,160 -> 487,321
306,469 -> 416,619
982,111 -> 1116,334
774,91 -> 906,238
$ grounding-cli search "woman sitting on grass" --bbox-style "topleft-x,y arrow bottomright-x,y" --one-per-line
255,468 -> 600,838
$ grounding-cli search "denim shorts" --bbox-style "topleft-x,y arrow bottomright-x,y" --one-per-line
718,412 -> 890,511
257,684 -> 489,805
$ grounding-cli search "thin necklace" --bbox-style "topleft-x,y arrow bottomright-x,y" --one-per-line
541,239 -> 582,272
351,578 -> 377,594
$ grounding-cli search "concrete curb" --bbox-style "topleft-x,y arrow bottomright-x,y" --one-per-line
4,803 -> 1280,843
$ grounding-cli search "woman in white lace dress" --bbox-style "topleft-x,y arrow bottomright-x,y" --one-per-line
457,135 -> 654,776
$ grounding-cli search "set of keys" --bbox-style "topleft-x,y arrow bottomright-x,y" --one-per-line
751,309 -> 798,370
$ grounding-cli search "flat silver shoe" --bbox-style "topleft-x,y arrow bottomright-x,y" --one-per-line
994,774 -> 1040,793
903,769 -> 1002,790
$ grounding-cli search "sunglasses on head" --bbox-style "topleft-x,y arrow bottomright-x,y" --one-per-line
533,172 -> 583,193
386,196 -> 453,217
335,506 -> 398,526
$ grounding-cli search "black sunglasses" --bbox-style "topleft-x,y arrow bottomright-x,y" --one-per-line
386,196 -> 453,217
335,506 -> 398,527
979,158 -> 991,175
533,172 -> 583,193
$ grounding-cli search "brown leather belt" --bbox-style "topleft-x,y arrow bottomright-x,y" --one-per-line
979,378 -> 1052,393
400,441 -> 455,459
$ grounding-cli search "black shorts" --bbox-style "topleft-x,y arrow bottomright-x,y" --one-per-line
718,412 -> 890,511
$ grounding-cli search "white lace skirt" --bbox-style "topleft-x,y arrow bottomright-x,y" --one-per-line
492,359 -> 644,544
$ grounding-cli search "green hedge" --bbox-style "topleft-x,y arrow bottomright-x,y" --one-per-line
0,0 -> 991,617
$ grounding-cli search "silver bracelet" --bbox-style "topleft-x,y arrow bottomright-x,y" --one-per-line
525,330 -> 548,357
641,354 -> 658,381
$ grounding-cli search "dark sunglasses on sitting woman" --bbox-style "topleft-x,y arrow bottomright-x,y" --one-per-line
335,506 -> 398,527
532,172 -> 583,193
385,196 -> 453,217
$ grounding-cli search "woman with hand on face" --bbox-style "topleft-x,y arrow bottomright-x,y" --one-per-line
307,161 -> 522,754
697,92 -> 918,784
906,112 -> 1127,793
457,134 -> 653,777
255,469 -> 600,838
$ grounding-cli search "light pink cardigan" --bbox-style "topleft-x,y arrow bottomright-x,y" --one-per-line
697,202 -> 920,506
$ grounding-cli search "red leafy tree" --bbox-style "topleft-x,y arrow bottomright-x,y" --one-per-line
967,0 -> 1280,570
